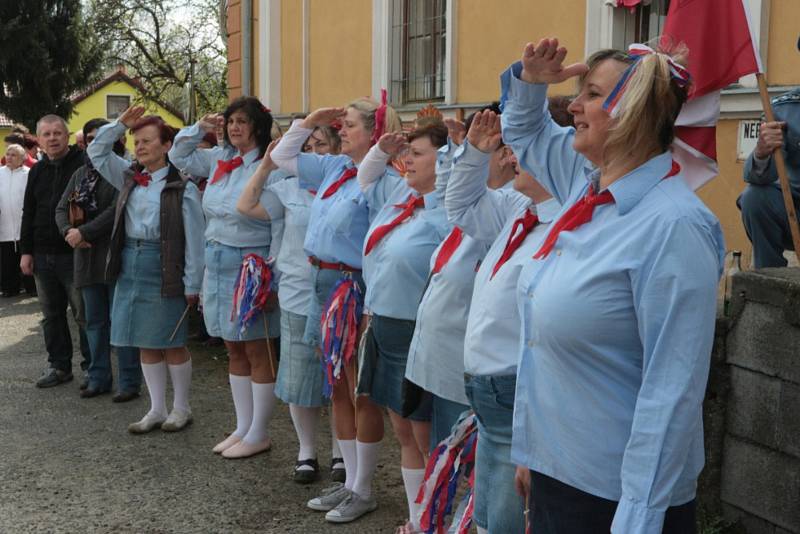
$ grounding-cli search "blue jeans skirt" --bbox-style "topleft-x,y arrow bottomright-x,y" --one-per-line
111,239 -> 187,349
274,309 -> 327,407
203,241 -> 280,341
357,314 -> 432,422
302,266 -> 365,349
464,373 -> 526,533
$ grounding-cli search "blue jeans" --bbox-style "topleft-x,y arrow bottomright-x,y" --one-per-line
464,373 -> 526,533
82,283 -> 141,392
33,253 -> 90,372
738,184 -> 800,267
430,394 -> 470,450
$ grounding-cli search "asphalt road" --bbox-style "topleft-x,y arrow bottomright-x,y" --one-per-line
0,295 -> 406,533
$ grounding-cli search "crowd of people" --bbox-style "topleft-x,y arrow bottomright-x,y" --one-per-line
3,35 -> 798,533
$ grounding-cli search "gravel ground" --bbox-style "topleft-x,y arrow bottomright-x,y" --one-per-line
0,295 -> 406,533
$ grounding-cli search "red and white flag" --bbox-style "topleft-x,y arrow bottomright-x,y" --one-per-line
661,0 -> 762,190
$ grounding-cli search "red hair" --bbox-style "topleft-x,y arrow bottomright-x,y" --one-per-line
130,115 -> 176,144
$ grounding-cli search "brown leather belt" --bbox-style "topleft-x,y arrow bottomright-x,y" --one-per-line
307,256 -> 361,272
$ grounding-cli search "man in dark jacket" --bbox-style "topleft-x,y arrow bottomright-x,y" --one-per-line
19,115 -> 90,388
54,118 -> 142,401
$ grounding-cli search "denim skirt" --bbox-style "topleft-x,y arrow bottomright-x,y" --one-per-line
302,266 -> 365,348
275,309 -> 327,407
111,239 -> 188,349
357,314 -> 432,421
203,241 -> 280,342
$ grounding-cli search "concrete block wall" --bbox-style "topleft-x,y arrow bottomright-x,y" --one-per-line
721,269 -> 800,534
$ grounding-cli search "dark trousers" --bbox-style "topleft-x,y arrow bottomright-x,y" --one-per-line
738,184 -> 800,268
529,471 -> 696,534
33,253 -> 90,372
0,241 -> 34,295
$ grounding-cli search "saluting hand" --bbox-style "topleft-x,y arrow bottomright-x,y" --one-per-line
302,107 -> 347,129
119,106 -> 146,128
377,132 -> 409,158
199,113 -> 223,135
257,139 -> 279,173
467,110 -> 503,154
521,37 -> 588,85
755,121 -> 786,159
444,118 -> 467,146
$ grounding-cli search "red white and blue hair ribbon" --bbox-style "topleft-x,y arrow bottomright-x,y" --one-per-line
320,275 -> 363,397
230,253 -> 275,335
415,412 -> 478,534
370,88 -> 388,145
603,43 -> 691,117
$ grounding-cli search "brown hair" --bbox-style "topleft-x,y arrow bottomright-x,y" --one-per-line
581,45 -> 689,165
312,126 -> 342,153
346,97 -> 402,139
407,121 -> 448,149
130,115 -> 176,145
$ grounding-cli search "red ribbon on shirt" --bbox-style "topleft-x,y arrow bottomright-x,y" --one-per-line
491,209 -> 539,279
321,167 -> 358,199
534,160 -> 681,260
364,194 -> 425,255
431,227 -> 464,275
132,171 -> 151,187
210,156 -> 244,184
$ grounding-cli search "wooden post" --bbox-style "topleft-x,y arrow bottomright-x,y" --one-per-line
756,73 -> 800,264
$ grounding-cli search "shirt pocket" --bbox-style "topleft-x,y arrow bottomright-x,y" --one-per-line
327,197 -> 363,236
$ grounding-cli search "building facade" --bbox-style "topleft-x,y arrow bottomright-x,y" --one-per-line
225,0 -> 800,265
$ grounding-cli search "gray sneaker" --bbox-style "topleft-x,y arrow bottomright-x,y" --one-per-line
36,367 -> 73,388
307,483 -> 350,512
324,492 -> 377,523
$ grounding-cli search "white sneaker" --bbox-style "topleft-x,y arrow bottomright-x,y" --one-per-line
307,483 -> 350,511
325,492 -> 377,523
161,409 -> 193,432
128,411 -> 167,434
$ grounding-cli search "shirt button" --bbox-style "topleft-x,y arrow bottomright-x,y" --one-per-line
556,250 -> 562,256
527,291 -> 534,298
527,340 -> 534,348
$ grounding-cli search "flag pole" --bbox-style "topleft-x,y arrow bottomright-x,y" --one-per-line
755,73 -> 800,265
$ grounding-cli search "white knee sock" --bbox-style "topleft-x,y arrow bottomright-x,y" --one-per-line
229,374 -> 253,438
141,361 -> 168,417
338,438 -> 357,490
330,414 -> 342,458
401,467 -> 425,528
289,404 -> 320,468
242,381 -> 276,444
167,360 -> 192,413
352,440 -> 381,499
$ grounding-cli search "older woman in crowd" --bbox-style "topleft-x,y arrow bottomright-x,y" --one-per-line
270,97 -> 402,523
170,96 -> 283,459
0,144 -> 30,297
88,106 -> 205,434
501,38 -> 724,533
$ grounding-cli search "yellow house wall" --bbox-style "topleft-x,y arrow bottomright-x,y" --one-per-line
281,0 -> 303,113
68,80 -> 185,153
307,0 -> 372,108
0,127 -> 12,149
766,0 -> 800,86
456,0 -> 585,102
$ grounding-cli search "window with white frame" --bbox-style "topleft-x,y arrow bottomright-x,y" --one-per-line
612,0 -> 671,49
106,95 -> 131,120
388,0 -> 446,105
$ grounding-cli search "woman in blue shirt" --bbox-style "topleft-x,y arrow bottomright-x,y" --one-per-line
502,39 -> 725,534
170,97 -> 282,460
87,107 -> 205,435
270,98 -> 402,524
356,122 -> 451,531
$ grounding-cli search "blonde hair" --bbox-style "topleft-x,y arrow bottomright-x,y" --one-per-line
5,143 -> 26,158
582,43 -> 690,167
346,96 -> 402,137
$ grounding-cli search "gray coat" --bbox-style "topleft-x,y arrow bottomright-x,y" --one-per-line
54,165 -> 118,288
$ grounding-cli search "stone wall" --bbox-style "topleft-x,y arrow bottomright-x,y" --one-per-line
718,269 -> 800,533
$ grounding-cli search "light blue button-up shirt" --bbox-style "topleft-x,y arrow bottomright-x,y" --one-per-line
446,141 -> 560,376
170,123 -> 280,248
88,120 -> 206,294
406,142 -> 489,405
501,64 -> 725,533
361,174 -> 450,321
260,177 -> 315,316
298,153 -> 396,269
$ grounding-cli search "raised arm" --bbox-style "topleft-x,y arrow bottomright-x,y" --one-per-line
501,39 -> 589,204
169,114 -> 223,177
613,216 -> 723,534
181,182 -> 205,298
272,108 -> 346,177
237,141 -> 279,220
445,111 -> 528,243
88,106 -> 146,190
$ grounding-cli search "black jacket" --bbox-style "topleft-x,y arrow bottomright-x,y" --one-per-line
54,165 -> 119,288
20,145 -> 85,256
